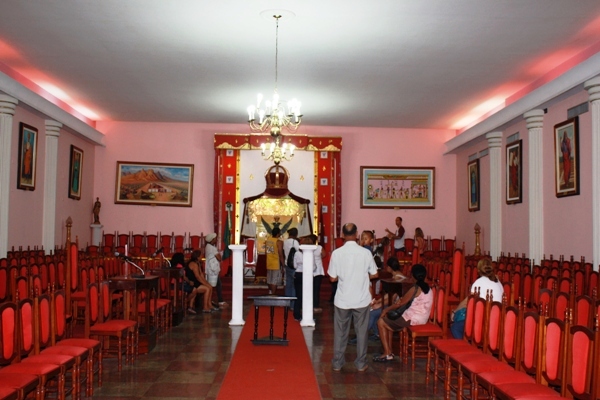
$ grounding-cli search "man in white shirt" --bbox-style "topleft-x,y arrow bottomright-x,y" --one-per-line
385,216 -> 405,253
328,223 -> 378,372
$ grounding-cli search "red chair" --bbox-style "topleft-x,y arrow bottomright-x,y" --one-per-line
448,294 -> 514,399
405,286 -> 447,372
244,238 -> 257,277
159,233 -> 173,256
130,233 -> 144,256
188,234 -> 203,251
85,282 -> 137,372
173,234 -> 185,254
0,304 -> 40,400
146,233 -> 159,256
102,232 -> 116,254
562,323 -> 599,399
32,294 -> 88,400
51,288 -> 103,397
0,300 -> 65,400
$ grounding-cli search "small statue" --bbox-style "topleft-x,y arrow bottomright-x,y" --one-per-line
93,197 -> 101,224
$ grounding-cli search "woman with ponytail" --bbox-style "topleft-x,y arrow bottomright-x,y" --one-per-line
373,263 -> 433,362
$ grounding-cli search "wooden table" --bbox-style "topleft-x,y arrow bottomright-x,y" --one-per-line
109,275 -> 159,353
248,296 -> 296,346
148,267 -> 185,326
379,277 -> 415,306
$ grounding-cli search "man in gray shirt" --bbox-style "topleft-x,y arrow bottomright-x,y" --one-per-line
328,223 -> 378,372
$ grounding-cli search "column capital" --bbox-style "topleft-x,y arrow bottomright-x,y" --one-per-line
524,109 -> 544,130
0,95 -> 18,116
585,76 -> 600,102
45,120 -> 62,137
486,131 -> 503,148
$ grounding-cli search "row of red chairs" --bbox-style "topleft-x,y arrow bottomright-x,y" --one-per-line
95,231 -> 208,257
428,291 -> 600,399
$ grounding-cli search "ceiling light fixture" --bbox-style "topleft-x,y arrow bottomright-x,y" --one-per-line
247,13 -> 302,165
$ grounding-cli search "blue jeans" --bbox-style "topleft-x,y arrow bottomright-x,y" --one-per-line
369,307 -> 382,336
450,320 -> 465,339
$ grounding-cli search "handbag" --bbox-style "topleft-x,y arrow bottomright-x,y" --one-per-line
386,285 -> 419,320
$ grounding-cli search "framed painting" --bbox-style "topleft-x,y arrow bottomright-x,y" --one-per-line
360,166 -> 435,209
68,145 -> 84,200
17,122 -> 38,191
115,161 -> 194,207
554,117 -> 579,198
467,159 -> 480,212
506,140 -> 522,204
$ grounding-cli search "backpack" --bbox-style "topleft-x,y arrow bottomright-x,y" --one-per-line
286,241 -> 298,269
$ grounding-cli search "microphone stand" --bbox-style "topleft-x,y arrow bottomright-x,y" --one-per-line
160,253 -> 171,268
124,259 -> 146,279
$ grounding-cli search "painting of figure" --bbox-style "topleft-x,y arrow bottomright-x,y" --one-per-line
554,118 -> 579,198
17,123 -> 38,191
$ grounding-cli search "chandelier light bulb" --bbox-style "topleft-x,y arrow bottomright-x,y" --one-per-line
247,105 -> 255,121
258,109 -> 265,124
290,144 -> 295,155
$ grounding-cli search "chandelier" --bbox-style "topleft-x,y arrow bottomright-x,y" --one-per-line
246,14 -> 302,165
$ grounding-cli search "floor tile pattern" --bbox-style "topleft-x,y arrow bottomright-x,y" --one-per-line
87,294 -> 448,399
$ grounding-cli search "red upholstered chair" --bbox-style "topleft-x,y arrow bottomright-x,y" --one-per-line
159,233 -> 173,256
0,265 -> 8,303
586,271 -> 598,298
405,286 -> 446,372
0,300 -> 65,400
574,295 -> 593,328
130,234 -> 144,256
0,386 -> 18,400
491,312 -> 567,400
102,232 -> 116,254
404,238 -> 414,254
146,233 -> 159,257
14,276 -> 28,302
521,273 -> 533,307
447,248 -> 465,308
173,234 -> 185,254
562,323 -> 599,399
448,294 -> 515,399
0,304 -> 40,400
554,292 -> 570,321
85,282 -> 137,372
573,269 -> 584,297
188,234 -> 202,251
32,293 -> 88,400
51,288 -> 103,397
244,238 -> 257,277
428,291 -> 482,395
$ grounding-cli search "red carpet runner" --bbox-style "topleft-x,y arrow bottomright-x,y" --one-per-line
217,307 -> 321,400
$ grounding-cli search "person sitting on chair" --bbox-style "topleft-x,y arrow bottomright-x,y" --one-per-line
373,263 -> 433,362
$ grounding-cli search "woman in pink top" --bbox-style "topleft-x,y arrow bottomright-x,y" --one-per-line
373,264 -> 433,362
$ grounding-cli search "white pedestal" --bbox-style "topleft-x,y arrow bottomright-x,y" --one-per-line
229,244 -> 247,326
90,224 -> 103,247
300,245 -> 317,327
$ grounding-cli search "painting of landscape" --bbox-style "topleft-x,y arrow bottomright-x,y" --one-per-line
115,162 -> 194,207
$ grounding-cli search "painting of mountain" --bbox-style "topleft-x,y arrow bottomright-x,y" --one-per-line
115,162 -> 194,207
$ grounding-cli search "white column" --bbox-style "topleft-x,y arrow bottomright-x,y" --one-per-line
0,95 -> 18,258
228,244 -> 246,325
300,244 -> 317,327
524,110 -> 545,264
486,131 -> 503,259
585,77 -> 600,269
42,120 -> 62,254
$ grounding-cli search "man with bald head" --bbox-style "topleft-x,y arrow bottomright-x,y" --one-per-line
328,223 -> 378,372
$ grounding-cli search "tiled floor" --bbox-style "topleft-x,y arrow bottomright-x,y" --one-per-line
87,294 -> 447,399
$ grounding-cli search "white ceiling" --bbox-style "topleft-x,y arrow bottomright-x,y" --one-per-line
1,0 -> 600,131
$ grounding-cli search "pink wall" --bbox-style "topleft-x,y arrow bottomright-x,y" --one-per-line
455,86 -> 593,261
9,104 -> 96,250
95,122 -> 457,244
